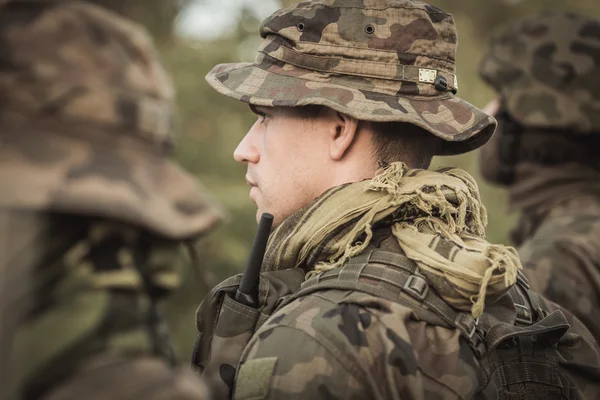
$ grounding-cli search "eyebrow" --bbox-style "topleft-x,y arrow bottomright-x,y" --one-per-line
248,104 -> 276,116
249,104 -> 259,115
249,105 -> 271,115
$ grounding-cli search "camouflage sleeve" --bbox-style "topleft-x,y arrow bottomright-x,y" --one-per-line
43,354 -> 210,400
519,237 -> 600,342
232,293 -> 477,400
234,324 -> 370,400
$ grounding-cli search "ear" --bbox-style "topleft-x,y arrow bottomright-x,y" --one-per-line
329,112 -> 359,161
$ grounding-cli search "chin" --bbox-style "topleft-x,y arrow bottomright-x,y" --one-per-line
255,209 -> 262,223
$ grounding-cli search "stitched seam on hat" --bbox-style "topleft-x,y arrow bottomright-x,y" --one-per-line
259,44 -> 455,72
264,37 -> 456,64
285,4 -> 449,13
262,49 -> 455,78
224,70 -> 453,102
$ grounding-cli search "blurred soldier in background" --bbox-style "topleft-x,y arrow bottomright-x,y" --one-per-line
480,12 -> 600,342
0,0 -> 223,398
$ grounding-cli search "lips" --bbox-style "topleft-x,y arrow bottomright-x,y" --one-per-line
245,175 -> 257,188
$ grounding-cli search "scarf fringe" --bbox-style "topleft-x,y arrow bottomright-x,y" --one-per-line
310,163 -> 489,277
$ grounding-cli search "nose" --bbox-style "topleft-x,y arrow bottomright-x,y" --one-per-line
233,121 -> 260,164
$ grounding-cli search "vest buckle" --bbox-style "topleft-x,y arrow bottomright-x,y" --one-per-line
403,274 -> 429,301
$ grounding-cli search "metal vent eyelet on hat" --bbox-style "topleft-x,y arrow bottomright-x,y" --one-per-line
297,22 -> 305,32
434,75 -> 448,91
365,24 -> 375,34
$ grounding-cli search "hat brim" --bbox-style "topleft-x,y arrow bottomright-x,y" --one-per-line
0,123 -> 225,240
206,62 -> 496,156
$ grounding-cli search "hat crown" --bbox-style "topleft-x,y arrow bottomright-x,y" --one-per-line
480,11 -> 600,133
258,0 -> 458,95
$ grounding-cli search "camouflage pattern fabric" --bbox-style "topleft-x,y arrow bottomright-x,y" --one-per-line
0,0 -> 224,239
3,212 -> 208,399
0,1 -> 221,398
480,12 -> 600,133
232,234 -> 600,400
205,0 -> 497,156
508,163 -> 600,343
43,354 -> 210,400
0,211 -> 50,386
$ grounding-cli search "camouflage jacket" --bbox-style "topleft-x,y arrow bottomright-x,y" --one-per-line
516,194 -> 600,343
223,235 -> 600,400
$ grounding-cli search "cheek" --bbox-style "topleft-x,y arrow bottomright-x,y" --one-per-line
260,122 -> 323,209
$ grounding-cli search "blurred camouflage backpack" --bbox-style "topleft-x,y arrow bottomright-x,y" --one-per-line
194,248 -> 586,399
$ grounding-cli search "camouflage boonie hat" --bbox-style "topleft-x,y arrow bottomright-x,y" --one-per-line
206,0 -> 496,155
480,12 -> 600,133
0,0 -> 224,239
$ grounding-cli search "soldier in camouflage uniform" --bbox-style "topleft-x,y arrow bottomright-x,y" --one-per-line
195,1 -> 600,399
0,1 -> 223,398
479,12 -> 600,342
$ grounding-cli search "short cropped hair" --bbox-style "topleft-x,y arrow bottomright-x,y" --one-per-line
267,105 -> 438,169
367,120 -> 439,169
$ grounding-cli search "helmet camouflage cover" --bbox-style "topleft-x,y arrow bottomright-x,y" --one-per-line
480,12 -> 600,134
206,0 -> 496,155
0,0 -> 223,239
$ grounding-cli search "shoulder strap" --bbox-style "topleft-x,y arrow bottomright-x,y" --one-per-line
281,250 -> 480,343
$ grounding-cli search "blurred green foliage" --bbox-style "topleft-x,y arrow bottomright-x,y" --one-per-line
86,0 -> 600,360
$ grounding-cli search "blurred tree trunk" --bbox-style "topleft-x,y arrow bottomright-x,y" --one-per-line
85,0 -> 181,41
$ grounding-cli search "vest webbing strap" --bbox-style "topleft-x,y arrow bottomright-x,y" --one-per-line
286,250 -> 480,342
480,361 -> 569,400
484,310 -> 569,352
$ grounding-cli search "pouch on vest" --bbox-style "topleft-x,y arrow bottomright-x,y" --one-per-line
192,268 -> 304,400
476,286 -> 579,400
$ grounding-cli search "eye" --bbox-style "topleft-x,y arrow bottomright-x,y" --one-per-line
255,111 -> 269,124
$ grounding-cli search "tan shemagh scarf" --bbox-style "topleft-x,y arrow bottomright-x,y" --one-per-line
263,162 -> 521,317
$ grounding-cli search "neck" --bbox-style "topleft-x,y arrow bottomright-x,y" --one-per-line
326,162 -> 378,189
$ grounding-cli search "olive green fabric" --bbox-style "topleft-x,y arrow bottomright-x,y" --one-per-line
234,357 -> 278,400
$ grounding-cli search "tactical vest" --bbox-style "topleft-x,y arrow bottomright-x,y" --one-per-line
193,250 -> 590,399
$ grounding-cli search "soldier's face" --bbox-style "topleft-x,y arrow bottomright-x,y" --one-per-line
233,106 -> 335,226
